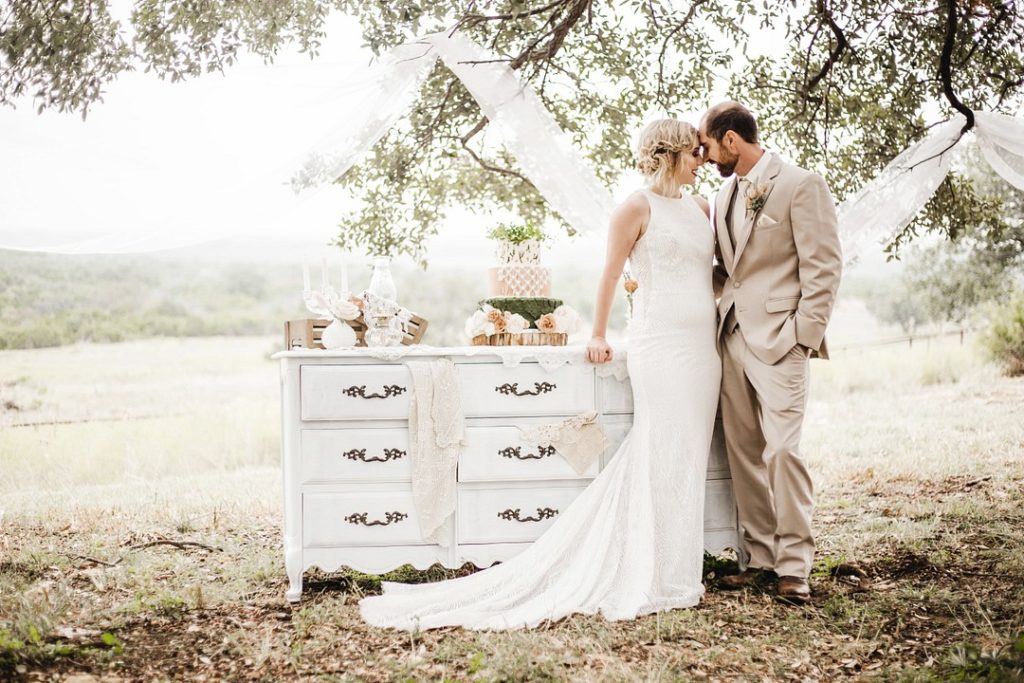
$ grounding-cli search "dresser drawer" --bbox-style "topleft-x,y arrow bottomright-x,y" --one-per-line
304,491 -> 428,547
458,363 -> 595,417
457,484 -> 587,544
704,479 -> 738,531
300,428 -> 411,483
300,365 -> 411,421
599,375 -> 634,414
458,426 -> 599,482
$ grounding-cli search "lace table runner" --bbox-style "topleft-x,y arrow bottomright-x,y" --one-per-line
405,358 -> 465,547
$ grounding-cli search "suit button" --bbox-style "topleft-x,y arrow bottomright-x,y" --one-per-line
734,281 -> 742,288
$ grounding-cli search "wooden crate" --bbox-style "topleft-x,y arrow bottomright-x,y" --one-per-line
284,314 -> 427,350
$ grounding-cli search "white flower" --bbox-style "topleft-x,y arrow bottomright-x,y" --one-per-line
464,309 -> 490,338
329,298 -> 361,321
505,312 -> 529,334
552,305 -> 582,334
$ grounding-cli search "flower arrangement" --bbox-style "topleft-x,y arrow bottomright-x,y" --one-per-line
744,181 -> 773,216
488,222 -> 549,266
487,222 -> 548,244
622,268 -> 638,317
466,303 -> 581,345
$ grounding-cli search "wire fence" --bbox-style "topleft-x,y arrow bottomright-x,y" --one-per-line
833,327 -> 977,352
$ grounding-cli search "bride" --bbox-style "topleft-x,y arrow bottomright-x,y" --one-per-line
359,118 -> 720,631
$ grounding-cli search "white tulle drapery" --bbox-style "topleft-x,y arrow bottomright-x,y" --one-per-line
290,31 -> 615,239
1,26 -> 1021,259
838,111 -> 1024,261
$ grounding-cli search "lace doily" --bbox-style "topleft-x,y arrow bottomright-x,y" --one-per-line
517,411 -> 607,475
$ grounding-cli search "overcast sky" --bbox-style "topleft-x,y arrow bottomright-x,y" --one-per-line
0,6 -> 802,274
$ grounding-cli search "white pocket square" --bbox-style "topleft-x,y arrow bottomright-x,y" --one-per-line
755,214 -> 779,229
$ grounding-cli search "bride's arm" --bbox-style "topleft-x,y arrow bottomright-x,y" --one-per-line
587,193 -> 647,364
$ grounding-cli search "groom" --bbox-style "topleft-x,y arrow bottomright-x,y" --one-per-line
699,101 -> 842,605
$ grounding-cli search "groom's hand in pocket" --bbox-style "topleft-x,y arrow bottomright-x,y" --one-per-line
587,337 -> 613,363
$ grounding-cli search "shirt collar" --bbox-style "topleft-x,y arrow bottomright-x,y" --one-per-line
737,149 -> 772,184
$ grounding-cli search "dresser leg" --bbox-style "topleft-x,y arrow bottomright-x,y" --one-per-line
285,548 -> 303,603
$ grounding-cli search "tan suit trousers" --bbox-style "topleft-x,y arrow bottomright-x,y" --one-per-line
721,326 -> 815,578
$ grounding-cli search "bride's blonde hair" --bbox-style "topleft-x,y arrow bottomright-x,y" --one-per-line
635,119 -> 698,188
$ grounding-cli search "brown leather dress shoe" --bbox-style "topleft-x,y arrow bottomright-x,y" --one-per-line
718,567 -> 777,590
775,576 -> 811,605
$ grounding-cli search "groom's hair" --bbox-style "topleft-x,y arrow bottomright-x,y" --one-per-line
704,102 -> 759,144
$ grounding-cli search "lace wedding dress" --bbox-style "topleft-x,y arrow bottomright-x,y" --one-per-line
359,189 -> 721,631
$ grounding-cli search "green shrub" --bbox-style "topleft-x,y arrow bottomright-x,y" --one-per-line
984,293 -> 1024,377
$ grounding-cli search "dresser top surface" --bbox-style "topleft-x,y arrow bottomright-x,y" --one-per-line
272,343 -> 630,362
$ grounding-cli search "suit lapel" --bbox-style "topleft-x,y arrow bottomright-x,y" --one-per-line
715,177 -> 737,272
732,154 -> 782,270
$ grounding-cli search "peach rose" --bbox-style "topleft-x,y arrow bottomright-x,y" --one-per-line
486,309 -> 505,325
536,313 -> 558,333
623,279 -> 639,294
492,315 -> 508,333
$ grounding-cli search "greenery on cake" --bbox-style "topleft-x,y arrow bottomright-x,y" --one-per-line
480,297 -> 562,326
486,223 -> 548,244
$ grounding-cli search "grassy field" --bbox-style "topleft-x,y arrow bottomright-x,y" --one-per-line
1,335 -> 1023,682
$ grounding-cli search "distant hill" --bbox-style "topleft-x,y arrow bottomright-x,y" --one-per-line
0,250 -> 627,350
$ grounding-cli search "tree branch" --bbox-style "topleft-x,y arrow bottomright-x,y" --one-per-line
938,0 -> 975,136
805,0 -> 849,92
656,0 -> 708,110
452,0 -> 573,34
456,117 -> 532,183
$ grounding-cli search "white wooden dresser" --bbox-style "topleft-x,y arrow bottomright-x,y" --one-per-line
271,346 -> 741,602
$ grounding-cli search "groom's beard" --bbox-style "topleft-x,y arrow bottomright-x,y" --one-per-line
713,153 -> 739,178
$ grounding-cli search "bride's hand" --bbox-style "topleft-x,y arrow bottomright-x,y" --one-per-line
587,336 -> 613,364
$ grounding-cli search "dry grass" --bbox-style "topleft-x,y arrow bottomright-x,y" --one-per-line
1,334 -> 1023,682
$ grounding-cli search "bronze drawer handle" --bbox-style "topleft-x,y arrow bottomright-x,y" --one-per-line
344,511 -> 408,526
343,384 -> 407,399
499,445 -> 556,460
495,381 -> 556,397
497,507 -> 558,523
342,448 -> 406,463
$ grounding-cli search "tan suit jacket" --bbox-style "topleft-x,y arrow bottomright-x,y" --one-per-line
712,153 -> 842,365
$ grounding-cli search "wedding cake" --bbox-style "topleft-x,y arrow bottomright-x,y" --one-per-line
466,226 -> 581,345
487,238 -> 551,298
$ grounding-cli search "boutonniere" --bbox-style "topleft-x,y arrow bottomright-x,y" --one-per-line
744,181 -> 773,216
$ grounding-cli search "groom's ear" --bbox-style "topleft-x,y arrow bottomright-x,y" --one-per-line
723,130 -> 738,151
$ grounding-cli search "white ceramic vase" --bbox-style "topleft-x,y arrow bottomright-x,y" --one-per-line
321,319 -> 357,349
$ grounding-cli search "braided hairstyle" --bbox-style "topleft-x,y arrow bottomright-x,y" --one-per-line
635,119 -> 699,188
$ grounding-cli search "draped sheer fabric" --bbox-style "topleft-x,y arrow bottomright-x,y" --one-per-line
290,31 -> 615,239
838,112 -> 1024,261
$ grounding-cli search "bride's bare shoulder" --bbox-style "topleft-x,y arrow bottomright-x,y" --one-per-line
614,190 -> 650,217
608,190 -> 650,237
